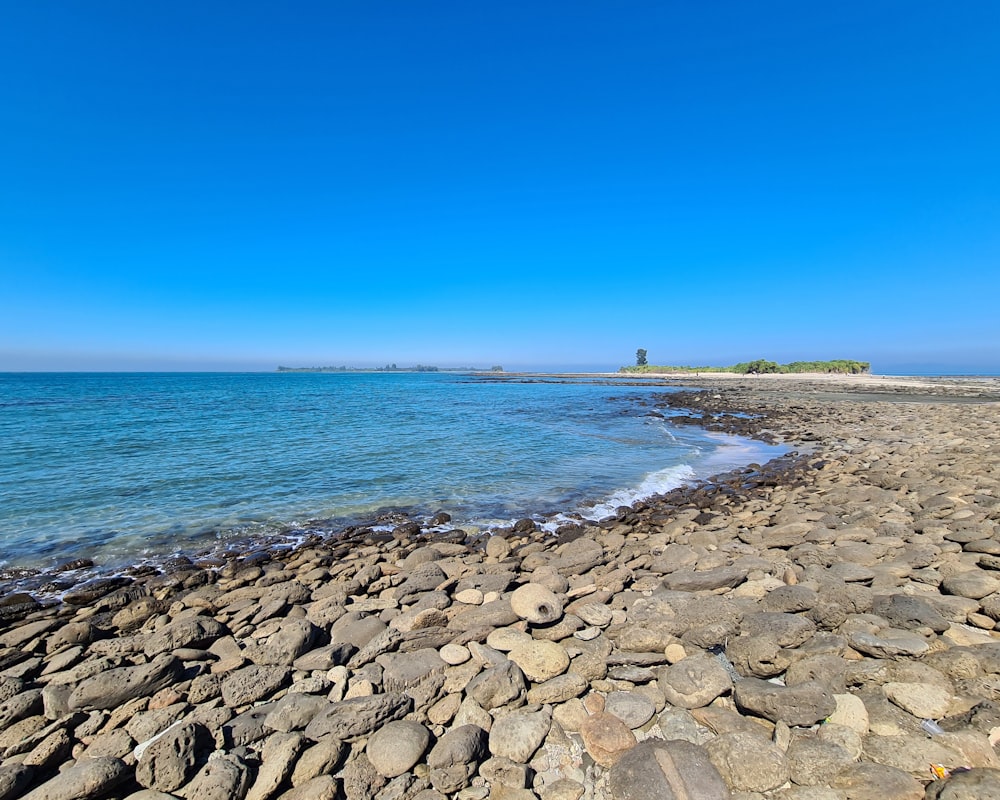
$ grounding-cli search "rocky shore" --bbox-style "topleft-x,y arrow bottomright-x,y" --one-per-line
2,376 -> 1000,800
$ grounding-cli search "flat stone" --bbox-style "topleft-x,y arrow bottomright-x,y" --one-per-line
883,681 -> 953,719
828,693 -> 869,736
831,762 -> 923,800
662,566 -> 748,592
68,655 -> 181,711
608,738 -> 730,800
873,594 -> 951,633
846,629 -> 930,658
263,693 -> 331,732
925,768 -> 1000,800
785,733 -> 856,786
942,570 -> 1000,600
526,672 -> 589,705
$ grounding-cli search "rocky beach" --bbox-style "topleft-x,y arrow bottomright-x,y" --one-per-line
2,375 -> 1000,800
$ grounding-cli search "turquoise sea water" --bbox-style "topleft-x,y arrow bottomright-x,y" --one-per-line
0,372 -> 785,573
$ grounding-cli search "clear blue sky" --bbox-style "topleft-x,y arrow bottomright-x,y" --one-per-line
2,1 -> 998,373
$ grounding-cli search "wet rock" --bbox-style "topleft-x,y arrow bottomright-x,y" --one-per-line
366,720 -> 431,778
608,738 -> 730,800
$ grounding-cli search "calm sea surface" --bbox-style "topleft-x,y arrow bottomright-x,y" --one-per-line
0,372 -> 785,572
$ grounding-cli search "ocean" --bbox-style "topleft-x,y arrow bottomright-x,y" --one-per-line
0,372 -> 786,576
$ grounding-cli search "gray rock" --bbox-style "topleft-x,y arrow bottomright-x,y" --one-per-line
428,724 -> 489,769
526,672 -> 588,705
846,628 -> 930,659
244,619 -> 322,666
143,616 -> 228,656
488,707 -> 551,763
290,737 -> 344,786
925,768 -> 1000,800
21,756 -> 129,800
68,655 -> 181,711
275,775 -> 338,800
395,562 -> 448,604
246,732 -> 304,800
510,583 -> 563,625
263,693 -> 331,732
608,738 -> 730,800
706,730 -> 790,792
662,566 -> 748,592
223,704 -> 278,747
304,692 -> 413,741
184,754 -> 251,800
760,585 -> 819,613
604,690 -> 655,729
873,594 -> 950,633
136,722 -> 207,792
378,648 -> 447,693
657,655 -> 733,709
733,678 -> 836,726
941,570 -> 1000,600
831,762 -> 923,800
0,763 -> 33,800
330,612 -> 388,649
727,634 -> 792,678
785,733 -> 856,786
366,720 -> 431,778
221,665 -> 291,707
466,659 -> 527,710
341,754 -> 387,800
0,688 -> 43,727
741,611 -> 817,647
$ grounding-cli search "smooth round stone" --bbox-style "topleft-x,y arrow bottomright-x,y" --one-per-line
454,589 -> 484,605
507,640 -> 570,682
366,720 -> 431,778
439,643 -> 471,665
604,690 -> 655,729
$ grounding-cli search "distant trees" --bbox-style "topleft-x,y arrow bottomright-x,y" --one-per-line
490,365 -> 504,372
635,348 -> 648,367
619,358 -> 871,375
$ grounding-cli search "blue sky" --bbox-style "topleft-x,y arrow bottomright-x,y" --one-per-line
1,2 -> 998,373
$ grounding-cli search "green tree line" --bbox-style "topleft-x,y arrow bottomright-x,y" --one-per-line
620,358 -> 870,375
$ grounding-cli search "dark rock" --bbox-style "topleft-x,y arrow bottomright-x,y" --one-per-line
68,654 -> 181,711
734,678 -> 836,726
20,756 -> 129,800
304,692 -> 413,741
608,738 -> 730,800
924,768 -> 1000,800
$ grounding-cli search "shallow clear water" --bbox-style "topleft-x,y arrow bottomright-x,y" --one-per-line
0,372 -> 785,571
